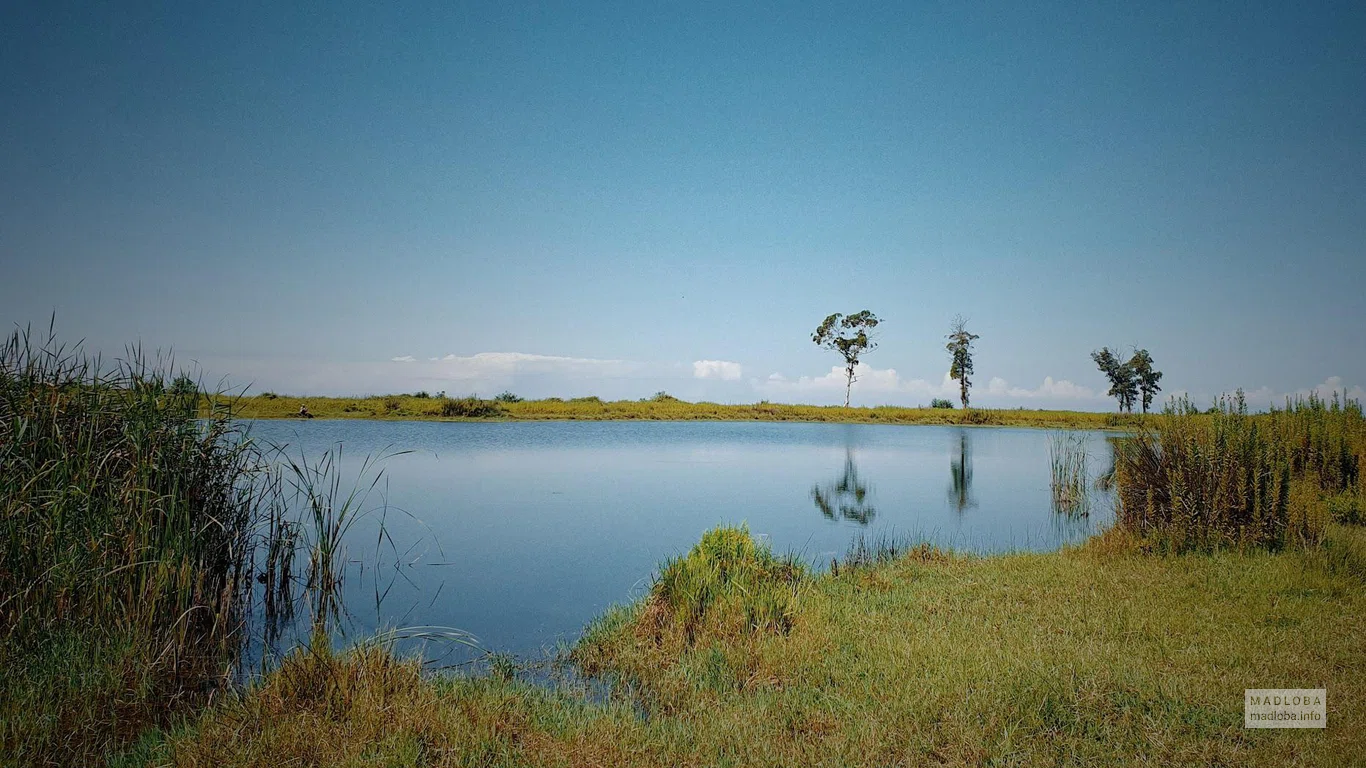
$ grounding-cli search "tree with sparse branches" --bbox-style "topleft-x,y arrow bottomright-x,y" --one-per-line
945,315 -> 980,409
1091,347 -> 1138,412
1127,348 -> 1163,414
812,310 -> 880,407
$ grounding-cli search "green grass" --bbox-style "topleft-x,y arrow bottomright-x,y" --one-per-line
211,391 -> 1139,430
152,525 -> 1366,767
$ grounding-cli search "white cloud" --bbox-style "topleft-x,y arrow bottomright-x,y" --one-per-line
1226,377 -> 1365,409
390,355 -> 416,363
753,364 -> 955,399
987,375 -> 1098,400
414,351 -> 636,379
751,364 -> 1105,406
693,360 -> 743,380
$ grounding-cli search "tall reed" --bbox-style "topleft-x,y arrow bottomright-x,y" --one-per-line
1113,393 -> 1364,552
0,326 -> 271,762
1049,432 -> 1090,515
0,326 -> 403,764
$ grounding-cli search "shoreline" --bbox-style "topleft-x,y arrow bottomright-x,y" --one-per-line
157,523 -> 1366,766
209,393 -> 1144,431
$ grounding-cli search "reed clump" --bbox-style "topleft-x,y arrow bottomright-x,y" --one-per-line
0,328 -> 266,763
1113,393 -> 1365,552
0,327 -> 389,764
835,531 -> 946,574
1049,432 -> 1090,515
638,525 -> 806,646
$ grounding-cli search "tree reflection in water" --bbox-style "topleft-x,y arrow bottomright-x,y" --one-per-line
811,447 -> 876,525
948,428 -> 976,512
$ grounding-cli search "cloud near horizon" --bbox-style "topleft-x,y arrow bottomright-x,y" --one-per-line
693,360 -> 742,380
390,351 -> 640,379
1214,376 -> 1366,409
753,364 -> 1099,404
986,375 -> 1097,400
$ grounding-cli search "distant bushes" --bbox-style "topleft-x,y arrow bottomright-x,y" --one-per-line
929,398 -> 955,409
493,391 -> 523,403
436,396 -> 505,418
957,408 -> 1002,425
1114,393 -> 1364,552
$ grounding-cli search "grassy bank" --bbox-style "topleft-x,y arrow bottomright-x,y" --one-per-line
140,393 -> 1366,766
211,392 -> 1134,430
144,525 -> 1366,767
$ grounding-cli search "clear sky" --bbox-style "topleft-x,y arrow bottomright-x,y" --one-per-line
2,1 -> 1363,409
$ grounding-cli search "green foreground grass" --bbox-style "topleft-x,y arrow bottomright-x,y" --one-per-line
137,526 -> 1366,767
214,392 -> 1135,430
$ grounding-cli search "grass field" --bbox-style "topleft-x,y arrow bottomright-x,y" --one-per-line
210,392 -> 1138,430
137,525 -> 1366,767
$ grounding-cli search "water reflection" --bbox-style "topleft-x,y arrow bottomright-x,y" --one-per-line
242,419 -> 1116,662
811,447 -> 876,524
1095,435 -> 1123,491
947,428 -> 975,512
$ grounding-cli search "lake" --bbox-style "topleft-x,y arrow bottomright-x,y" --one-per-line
243,419 -> 1116,663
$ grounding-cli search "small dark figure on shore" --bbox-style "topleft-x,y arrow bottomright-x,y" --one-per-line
298,404 -> 313,418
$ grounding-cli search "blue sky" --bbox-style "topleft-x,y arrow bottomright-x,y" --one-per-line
2,1 -> 1363,409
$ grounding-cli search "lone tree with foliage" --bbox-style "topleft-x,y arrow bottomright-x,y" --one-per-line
945,315 -> 980,409
812,310 -> 880,407
1127,348 -> 1163,414
1091,347 -> 1138,412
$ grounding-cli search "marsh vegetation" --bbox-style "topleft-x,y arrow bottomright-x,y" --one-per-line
5,330 -> 1365,766
0,329 -> 424,765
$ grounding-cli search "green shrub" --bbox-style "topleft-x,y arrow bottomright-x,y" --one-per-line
958,408 -> 1001,425
930,398 -> 955,409
493,391 -> 523,403
1326,491 -> 1364,525
438,397 -> 505,418
644,525 -> 805,645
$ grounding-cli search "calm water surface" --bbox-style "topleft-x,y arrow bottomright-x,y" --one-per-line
245,419 -> 1115,661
